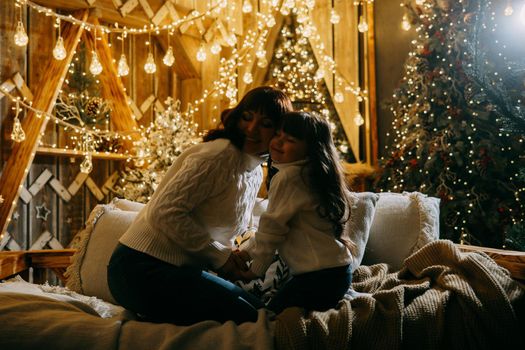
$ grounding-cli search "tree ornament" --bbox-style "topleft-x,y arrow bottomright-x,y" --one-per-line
36,203 -> 51,221
89,52 -> 103,75
80,154 -> 93,174
53,36 -> 67,60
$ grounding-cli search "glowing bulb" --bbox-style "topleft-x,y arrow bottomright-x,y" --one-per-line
14,21 -> 28,47
52,36 -> 67,60
80,154 -> 93,174
243,72 -> 253,84
354,112 -> 365,126
242,0 -> 253,13
334,92 -> 344,103
504,4 -> 513,16
117,54 -> 129,76
358,16 -> 369,32
330,9 -> 340,24
267,16 -> 276,28
314,68 -> 325,80
305,0 -> 316,9
163,46 -> 175,66
256,48 -> 266,58
257,56 -> 268,68
401,15 -> 411,31
89,52 -> 103,75
226,34 -> 237,47
11,118 -> 25,142
211,40 -> 222,55
415,0 -> 425,5
144,52 -> 157,74
196,45 -> 207,62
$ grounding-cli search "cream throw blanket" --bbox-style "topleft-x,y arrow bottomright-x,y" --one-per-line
275,240 -> 525,350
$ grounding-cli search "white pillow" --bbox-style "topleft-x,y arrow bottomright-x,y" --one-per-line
362,192 -> 440,270
65,204 -> 138,304
111,197 -> 146,212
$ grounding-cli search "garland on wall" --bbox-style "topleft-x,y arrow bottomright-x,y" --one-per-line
3,0 -> 374,178
378,0 -> 525,250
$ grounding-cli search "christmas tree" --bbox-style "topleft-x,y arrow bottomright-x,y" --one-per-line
267,15 -> 355,162
113,98 -> 200,202
378,0 -> 525,250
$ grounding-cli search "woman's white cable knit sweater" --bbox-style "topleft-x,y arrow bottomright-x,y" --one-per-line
119,139 -> 264,270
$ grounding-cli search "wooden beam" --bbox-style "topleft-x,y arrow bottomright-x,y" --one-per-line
0,11 -> 88,237
82,16 -> 139,150
366,1 -> 378,166
0,252 -> 28,280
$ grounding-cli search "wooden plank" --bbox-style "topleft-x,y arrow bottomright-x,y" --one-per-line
12,72 -> 34,102
151,3 -> 169,25
28,169 -> 53,196
0,251 -> 28,279
85,177 -> 105,201
67,172 -> 89,196
119,0 -> 139,17
30,230 -> 53,250
138,0 -> 155,19
49,178 -> 73,202
101,171 -> 120,195
0,79 -> 16,101
1,232 -> 22,251
365,1 -> 378,166
36,146 -> 131,160
457,244 -> 525,282
19,187 -> 33,204
27,249 -> 76,269
127,97 -> 144,120
140,94 -> 156,114
0,11 -> 87,238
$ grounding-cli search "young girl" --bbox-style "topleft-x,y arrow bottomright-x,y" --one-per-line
238,111 -> 356,314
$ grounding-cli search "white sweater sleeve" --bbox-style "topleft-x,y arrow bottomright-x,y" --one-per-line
247,172 -> 307,277
145,153 -> 231,269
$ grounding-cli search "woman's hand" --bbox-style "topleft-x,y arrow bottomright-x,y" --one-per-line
217,252 -> 249,282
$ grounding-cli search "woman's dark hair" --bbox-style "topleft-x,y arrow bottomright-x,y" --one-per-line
278,111 -> 355,253
203,86 -> 293,150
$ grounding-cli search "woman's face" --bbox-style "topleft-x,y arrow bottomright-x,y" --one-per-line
238,110 -> 276,155
270,130 -> 308,164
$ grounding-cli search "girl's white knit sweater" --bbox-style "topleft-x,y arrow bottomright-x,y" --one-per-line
246,160 -> 352,277
120,139 -> 264,270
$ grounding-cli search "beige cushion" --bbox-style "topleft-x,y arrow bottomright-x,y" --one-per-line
362,192 -> 440,270
65,200 -> 140,304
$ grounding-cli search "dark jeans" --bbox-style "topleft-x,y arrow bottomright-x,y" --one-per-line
107,243 -> 264,325
268,264 -> 351,315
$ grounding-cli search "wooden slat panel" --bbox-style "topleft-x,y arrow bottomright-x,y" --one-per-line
0,11 -> 87,238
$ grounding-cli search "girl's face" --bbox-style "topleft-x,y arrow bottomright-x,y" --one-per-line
238,110 -> 276,156
269,130 -> 308,164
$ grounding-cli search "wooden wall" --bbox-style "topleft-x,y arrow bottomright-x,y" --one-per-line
0,0 -> 375,261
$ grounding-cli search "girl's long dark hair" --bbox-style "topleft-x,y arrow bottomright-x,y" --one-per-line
203,86 -> 293,150
279,111 -> 356,253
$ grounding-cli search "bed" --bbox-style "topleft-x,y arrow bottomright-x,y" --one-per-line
1,192 -> 524,349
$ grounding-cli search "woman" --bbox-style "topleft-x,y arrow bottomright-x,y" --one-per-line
107,86 -> 293,325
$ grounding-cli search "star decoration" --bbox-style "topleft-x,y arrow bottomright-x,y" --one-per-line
12,211 -> 20,221
36,203 -> 51,221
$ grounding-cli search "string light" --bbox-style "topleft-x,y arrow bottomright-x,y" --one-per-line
144,33 -> 157,74
89,29 -> 102,75
330,9 -> 341,24
357,15 -> 369,32
117,32 -> 130,76
354,111 -> 365,126
401,14 -> 411,31
52,18 -> 67,60
196,44 -> 207,62
242,0 -> 253,13
11,100 -> 26,143
504,1 -> 514,16
210,40 -> 222,55
14,2 -> 28,47
162,31 -> 175,67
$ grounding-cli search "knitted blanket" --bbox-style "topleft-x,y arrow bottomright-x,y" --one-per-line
274,240 -> 525,350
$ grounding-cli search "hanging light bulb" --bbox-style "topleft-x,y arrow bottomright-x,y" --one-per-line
243,72 -> 253,84
354,112 -> 365,126
257,56 -> 268,68
226,34 -> 237,47
163,46 -> 175,66
267,15 -> 276,28
330,9 -> 340,24
504,3 -> 514,16
53,36 -> 67,60
358,16 -> 369,32
80,154 -> 93,174
211,40 -> 222,55
89,51 -> 103,75
306,0 -> 316,9
401,14 -> 411,31
242,0 -> 253,13
314,68 -> 325,80
196,44 -> 207,62
334,92 -> 344,103
144,52 -> 157,74
11,118 -> 25,142
14,21 -> 29,47
256,47 -> 266,58
117,54 -> 129,76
